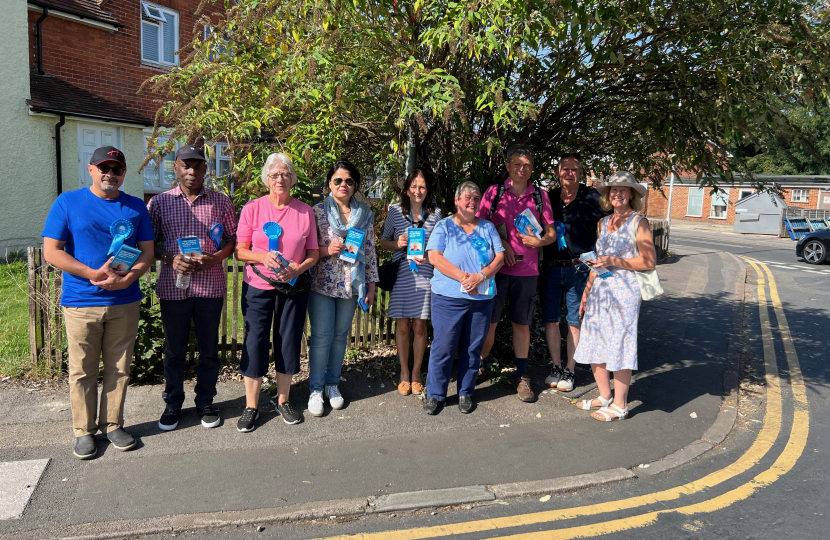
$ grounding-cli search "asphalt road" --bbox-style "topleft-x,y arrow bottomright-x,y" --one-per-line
130,230 -> 829,540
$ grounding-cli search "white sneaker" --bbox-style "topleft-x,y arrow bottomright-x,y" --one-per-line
545,365 -> 564,388
308,390 -> 325,417
325,385 -> 345,410
556,368 -> 575,392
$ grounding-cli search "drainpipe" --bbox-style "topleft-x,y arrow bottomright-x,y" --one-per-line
54,114 -> 65,196
36,8 -> 48,75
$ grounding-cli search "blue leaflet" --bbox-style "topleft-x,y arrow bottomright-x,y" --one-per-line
209,222 -> 224,251
339,228 -> 366,264
110,245 -> 141,272
357,297 -> 370,313
275,252 -> 298,286
177,236 -> 203,257
108,219 -> 134,256
554,222 -> 568,250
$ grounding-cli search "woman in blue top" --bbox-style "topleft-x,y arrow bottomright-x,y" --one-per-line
423,181 -> 505,415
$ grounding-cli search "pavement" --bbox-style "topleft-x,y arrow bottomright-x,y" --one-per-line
0,244 -> 747,540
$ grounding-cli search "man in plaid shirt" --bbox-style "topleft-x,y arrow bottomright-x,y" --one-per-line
147,145 -> 237,431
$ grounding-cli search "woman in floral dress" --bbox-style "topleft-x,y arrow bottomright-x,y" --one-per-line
573,172 -> 656,421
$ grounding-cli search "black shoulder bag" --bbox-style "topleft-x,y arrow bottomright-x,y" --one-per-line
249,264 -> 311,296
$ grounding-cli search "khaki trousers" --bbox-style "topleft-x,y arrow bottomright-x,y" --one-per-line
63,301 -> 140,437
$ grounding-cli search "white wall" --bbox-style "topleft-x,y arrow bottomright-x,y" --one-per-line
0,2 -> 146,253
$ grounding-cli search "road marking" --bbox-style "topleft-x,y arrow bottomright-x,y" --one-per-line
315,261 -> 807,540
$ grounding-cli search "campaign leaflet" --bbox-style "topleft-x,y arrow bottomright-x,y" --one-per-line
110,245 -> 141,272
177,236 -> 203,258
513,209 -> 543,239
406,228 -> 425,260
339,228 -> 366,264
579,251 -> 612,279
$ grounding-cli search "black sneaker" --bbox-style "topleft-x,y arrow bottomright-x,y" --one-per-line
73,434 -> 97,460
276,402 -> 303,425
237,407 -> 258,433
423,397 -> 443,415
197,405 -> 221,428
158,407 -> 182,431
106,428 -> 137,451
458,395 -> 474,414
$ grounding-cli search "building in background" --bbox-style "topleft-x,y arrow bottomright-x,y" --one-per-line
0,1 -> 226,252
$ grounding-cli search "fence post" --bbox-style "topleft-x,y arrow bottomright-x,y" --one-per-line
27,248 -> 39,367
231,255 -> 239,360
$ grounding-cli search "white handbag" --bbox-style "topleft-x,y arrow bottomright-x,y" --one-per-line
630,215 -> 664,301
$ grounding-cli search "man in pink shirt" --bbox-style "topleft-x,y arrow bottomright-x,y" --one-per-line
476,144 -> 557,403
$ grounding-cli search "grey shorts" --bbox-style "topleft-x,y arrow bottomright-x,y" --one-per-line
491,274 -> 538,326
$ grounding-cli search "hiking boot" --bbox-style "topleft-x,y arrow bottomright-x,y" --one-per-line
458,395 -> 474,414
556,368 -> 575,392
237,407 -> 258,433
276,402 -> 303,425
158,407 -> 182,431
197,405 -> 221,428
514,374 -> 535,403
308,390 -> 325,417
106,428 -> 137,451
325,385 -> 345,410
544,365 -> 564,388
73,434 -> 97,460
423,397 -> 443,415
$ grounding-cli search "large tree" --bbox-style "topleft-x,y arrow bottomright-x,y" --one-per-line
143,0 -> 830,208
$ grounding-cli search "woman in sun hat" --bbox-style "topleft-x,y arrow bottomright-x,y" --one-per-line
573,171 -> 656,421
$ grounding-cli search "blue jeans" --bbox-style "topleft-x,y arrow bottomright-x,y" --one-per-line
425,293 -> 495,401
540,265 -> 589,326
307,291 -> 358,392
159,297 -> 223,409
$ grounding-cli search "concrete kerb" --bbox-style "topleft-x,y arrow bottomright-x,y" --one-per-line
0,252 -> 751,540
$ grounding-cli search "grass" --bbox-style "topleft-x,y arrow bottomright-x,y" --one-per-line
0,260 -> 33,378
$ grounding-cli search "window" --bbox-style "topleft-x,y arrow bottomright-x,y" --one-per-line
686,187 -> 704,217
739,189 -> 754,201
205,143 -> 233,192
141,3 -> 178,66
709,188 -> 730,219
143,133 -> 178,192
791,189 -> 809,203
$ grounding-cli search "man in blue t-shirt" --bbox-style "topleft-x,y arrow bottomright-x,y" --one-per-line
42,146 -> 155,460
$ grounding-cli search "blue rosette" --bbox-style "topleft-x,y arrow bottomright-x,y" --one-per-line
209,223 -> 224,251
262,222 -> 282,251
108,219 -> 134,256
554,222 -> 568,250
469,237 -> 495,295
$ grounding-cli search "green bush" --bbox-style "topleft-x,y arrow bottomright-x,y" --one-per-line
131,275 -> 166,382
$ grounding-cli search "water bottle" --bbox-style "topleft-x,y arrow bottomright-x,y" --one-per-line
175,255 -> 192,289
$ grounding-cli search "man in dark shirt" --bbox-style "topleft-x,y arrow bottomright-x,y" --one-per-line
540,154 -> 608,392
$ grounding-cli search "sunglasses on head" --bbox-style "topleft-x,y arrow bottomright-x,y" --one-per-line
97,164 -> 126,176
332,178 -> 355,187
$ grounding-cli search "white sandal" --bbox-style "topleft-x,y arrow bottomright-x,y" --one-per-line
592,403 -> 628,422
577,395 -> 613,411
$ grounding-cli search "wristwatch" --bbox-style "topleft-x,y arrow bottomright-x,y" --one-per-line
480,271 -> 487,281
163,253 -> 172,265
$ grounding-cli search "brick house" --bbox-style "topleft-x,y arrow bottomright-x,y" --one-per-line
0,0 -> 227,251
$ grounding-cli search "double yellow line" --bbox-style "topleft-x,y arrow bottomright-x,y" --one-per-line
316,258 -> 808,540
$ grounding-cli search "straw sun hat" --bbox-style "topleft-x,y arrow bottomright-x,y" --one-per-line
597,171 -> 647,197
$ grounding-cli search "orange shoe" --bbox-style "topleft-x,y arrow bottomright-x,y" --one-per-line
398,381 -> 411,395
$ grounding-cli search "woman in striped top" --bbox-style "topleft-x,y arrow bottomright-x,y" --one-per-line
379,169 -> 442,396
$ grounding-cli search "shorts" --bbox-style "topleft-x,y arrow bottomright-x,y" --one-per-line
539,264 -> 589,327
491,274 -> 538,326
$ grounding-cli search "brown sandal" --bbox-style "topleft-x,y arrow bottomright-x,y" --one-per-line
411,381 -> 424,394
398,381 -> 411,395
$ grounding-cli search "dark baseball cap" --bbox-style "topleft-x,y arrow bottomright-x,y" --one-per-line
90,146 -> 126,167
175,145 -> 207,162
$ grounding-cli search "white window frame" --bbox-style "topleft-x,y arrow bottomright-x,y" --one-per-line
140,3 -> 179,66
205,143 -> 233,193
709,188 -> 730,220
791,189 -> 809,203
686,187 -> 704,217
141,2 -> 167,22
143,130 -> 179,194
738,189 -> 754,201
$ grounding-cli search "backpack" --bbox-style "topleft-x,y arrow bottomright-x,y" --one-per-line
488,180 -> 546,261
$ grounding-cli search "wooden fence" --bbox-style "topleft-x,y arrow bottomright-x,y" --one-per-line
26,249 -> 397,368
26,219 -> 669,367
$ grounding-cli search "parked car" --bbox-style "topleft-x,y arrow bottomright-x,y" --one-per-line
796,230 -> 830,264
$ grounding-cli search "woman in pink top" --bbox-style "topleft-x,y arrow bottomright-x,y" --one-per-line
234,153 -> 319,431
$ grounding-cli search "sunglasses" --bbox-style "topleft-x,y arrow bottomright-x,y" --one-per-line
97,164 -> 126,176
332,178 -> 356,187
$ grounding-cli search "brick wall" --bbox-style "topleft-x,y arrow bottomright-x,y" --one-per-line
28,1 -> 225,120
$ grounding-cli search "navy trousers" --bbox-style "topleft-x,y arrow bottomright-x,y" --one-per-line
425,293 -> 495,402
159,297 -> 224,409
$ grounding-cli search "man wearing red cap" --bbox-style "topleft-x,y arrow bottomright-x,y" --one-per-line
42,146 -> 155,460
